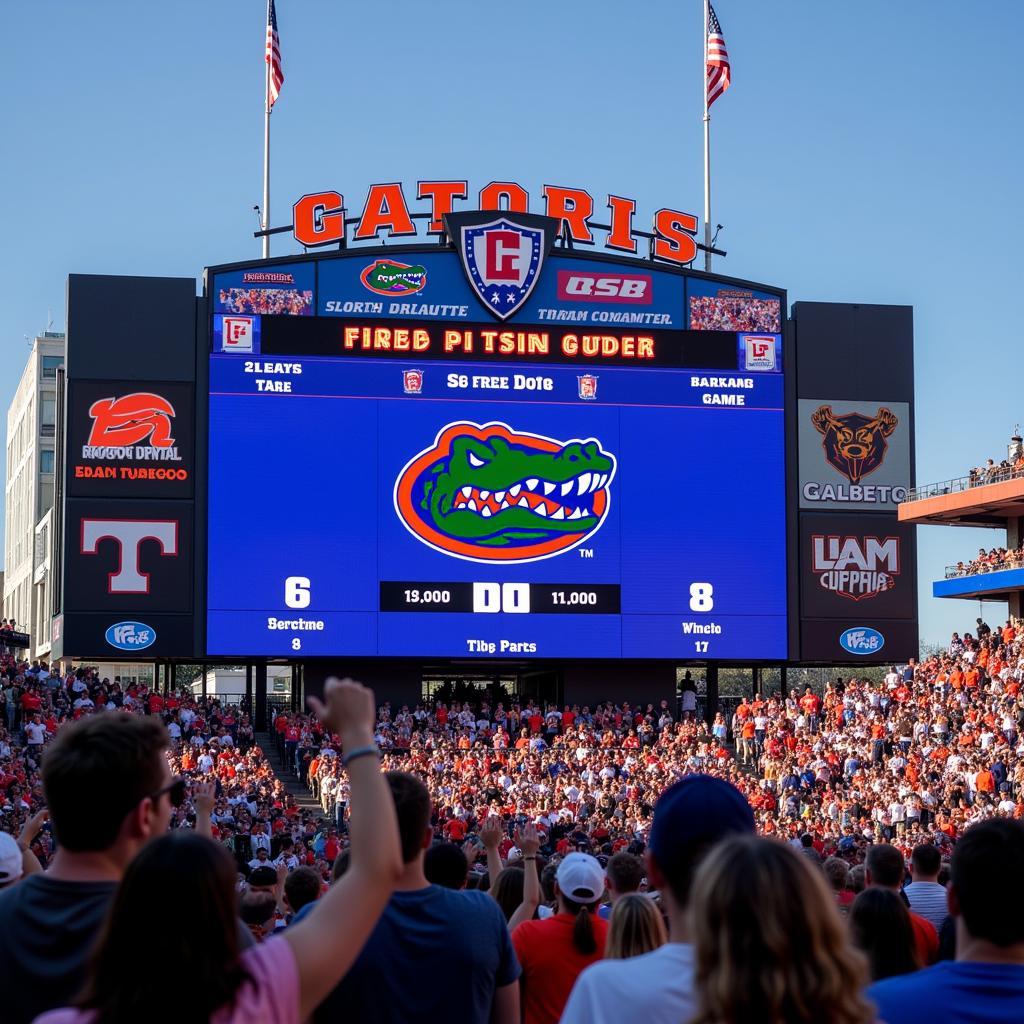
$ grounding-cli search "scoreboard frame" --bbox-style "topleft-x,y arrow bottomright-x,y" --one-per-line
52,210 -> 916,669
198,239 -> 795,664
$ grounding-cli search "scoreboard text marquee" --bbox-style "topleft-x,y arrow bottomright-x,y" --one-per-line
205,209 -> 789,660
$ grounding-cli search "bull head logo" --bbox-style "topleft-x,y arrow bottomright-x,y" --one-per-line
811,405 -> 898,484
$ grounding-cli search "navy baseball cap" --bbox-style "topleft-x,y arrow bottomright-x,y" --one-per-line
648,775 -> 755,867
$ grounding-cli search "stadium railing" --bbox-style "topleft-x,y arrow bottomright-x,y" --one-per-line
909,463 -> 1024,502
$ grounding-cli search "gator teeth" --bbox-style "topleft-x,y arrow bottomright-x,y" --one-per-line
461,486 -> 472,498
509,484 -> 522,497
481,506 -> 491,518
526,478 -> 539,491
543,481 -> 556,495
577,473 -> 592,495
479,490 -> 490,500
582,507 -> 591,516
495,491 -> 505,502
551,507 -> 565,520
500,500 -> 509,510
467,499 -> 477,511
518,496 -> 530,508
535,503 -> 548,517
598,473 -> 608,490
560,481 -> 574,496
568,507 -> 583,520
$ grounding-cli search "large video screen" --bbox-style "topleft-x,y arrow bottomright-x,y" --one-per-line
206,251 -> 787,659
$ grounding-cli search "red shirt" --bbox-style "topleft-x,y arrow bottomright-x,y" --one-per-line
512,912 -> 608,1024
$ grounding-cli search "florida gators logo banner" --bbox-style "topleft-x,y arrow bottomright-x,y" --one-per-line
394,421 -> 616,563
446,212 -> 557,321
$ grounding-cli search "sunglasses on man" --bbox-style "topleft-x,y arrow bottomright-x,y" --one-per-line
148,777 -> 186,808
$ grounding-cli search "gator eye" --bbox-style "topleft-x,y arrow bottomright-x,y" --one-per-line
468,451 -> 487,468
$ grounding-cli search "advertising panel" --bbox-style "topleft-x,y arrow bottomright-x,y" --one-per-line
67,381 -> 194,498
799,618 -> 919,664
64,501 -> 193,614
798,399 -> 911,510
212,261 -> 315,316
687,278 -> 783,332
799,514 -> 917,619
318,252 -> 687,328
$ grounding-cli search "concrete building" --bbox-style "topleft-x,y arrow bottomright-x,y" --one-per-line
3,332 -> 65,658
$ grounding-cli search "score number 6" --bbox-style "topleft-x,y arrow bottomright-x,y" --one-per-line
285,576 -> 311,609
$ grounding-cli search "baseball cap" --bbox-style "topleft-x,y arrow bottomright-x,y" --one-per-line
556,852 -> 605,902
648,775 -> 755,868
0,833 -> 22,885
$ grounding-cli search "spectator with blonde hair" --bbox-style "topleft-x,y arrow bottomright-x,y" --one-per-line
688,835 -> 874,1024
604,893 -> 665,960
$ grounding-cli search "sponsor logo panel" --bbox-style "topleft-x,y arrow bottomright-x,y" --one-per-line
799,515 -> 916,619
839,625 -> 885,655
65,501 -> 193,614
68,381 -> 194,498
798,399 -> 911,510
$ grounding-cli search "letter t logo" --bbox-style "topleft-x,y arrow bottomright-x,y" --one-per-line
81,519 -> 178,594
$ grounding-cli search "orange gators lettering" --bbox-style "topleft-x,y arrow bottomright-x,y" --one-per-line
354,183 -> 416,240
605,195 -> 637,253
653,209 -> 699,265
542,186 -> 594,243
478,182 -> 529,213
292,191 -> 344,247
87,393 -> 176,448
418,180 -> 468,232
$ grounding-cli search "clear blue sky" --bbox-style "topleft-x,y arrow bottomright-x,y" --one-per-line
2,0 -> 1022,647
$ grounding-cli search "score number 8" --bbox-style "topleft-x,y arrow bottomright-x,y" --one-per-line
689,582 -> 714,612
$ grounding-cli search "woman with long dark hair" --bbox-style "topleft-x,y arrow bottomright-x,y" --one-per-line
35,677 -> 402,1024
850,887 -> 921,981
511,852 -> 608,1024
689,835 -> 874,1024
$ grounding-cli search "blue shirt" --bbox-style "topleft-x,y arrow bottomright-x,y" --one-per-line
315,885 -> 519,1024
869,961 -> 1024,1024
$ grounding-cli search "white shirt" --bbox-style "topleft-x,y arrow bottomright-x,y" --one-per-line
25,722 -> 47,744
561,942 -> 696,1024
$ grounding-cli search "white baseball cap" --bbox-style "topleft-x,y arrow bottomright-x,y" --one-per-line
556,852 -> 605,902
0,833 -> 22,886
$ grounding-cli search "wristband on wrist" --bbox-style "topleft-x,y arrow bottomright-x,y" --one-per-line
342,744 -> 380,768
523,855 -> 537,860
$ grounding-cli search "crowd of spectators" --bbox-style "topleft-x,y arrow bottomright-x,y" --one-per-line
217,286 -> 313,316
948,545 -> 1024,578
2,611 -> 1024,1021
688,293 -> 781,332
967,448 -> 1024,488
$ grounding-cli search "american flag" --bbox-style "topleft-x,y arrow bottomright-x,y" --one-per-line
266,0 -> 284,109
706,4 -> 731,108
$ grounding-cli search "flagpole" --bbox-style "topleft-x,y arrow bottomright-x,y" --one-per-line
703,0 -> 712,272
261,0 -> 271,260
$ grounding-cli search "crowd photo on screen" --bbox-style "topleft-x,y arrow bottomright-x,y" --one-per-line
1,601 -> 1024,1024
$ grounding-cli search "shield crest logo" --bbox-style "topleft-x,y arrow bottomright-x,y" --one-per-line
445,211 -> 558,322
402,369 -> 424,394
578,375 -> 598,400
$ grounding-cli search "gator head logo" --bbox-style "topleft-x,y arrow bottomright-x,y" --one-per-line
395,422 -> 616,563
360,259 -> 427,297
811,405 -> 898,484
87,393 -> 176,448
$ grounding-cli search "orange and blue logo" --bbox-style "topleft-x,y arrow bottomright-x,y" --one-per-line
394,422 -> 616,563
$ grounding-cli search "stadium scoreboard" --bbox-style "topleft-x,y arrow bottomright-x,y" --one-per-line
53,180 -> 918,665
